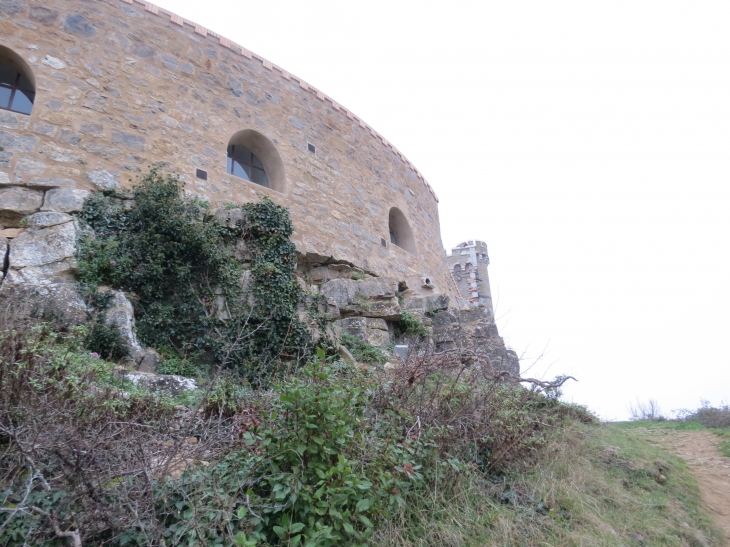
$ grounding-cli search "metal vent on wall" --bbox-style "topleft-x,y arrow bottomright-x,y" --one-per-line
307,143 -> 315,153
195,168 -> 208,180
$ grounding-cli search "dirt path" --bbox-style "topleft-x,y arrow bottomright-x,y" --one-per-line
649,429 -> 730,544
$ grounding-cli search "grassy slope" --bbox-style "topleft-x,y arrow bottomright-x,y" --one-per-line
372,421 -> 723,546
618,419 -> 730,459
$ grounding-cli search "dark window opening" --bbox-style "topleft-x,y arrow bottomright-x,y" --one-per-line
381,237 -> 387,247
227,144 -> 269,187
389,227 -> 397,245
0,64 -> 34,115
195,168 -> 208,180
307,142 -> 315,154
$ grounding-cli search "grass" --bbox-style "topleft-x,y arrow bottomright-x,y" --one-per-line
371,421 -> 724,546
618,419 -> 730,457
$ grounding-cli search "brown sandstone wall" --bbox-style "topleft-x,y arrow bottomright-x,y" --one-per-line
0,0 -> 454,294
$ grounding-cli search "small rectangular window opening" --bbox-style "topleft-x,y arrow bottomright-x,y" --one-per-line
307,142 -> 315,154
381,237 -> 387,247
196,168 -> 208,180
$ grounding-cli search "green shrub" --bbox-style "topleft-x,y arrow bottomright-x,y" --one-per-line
155,350 -> 207,378
84,320 -> 129,361
395,310 -> 429,339
0,311 -> 584,546
340,332 -> 388,365
77,169 -> 311,381
159,357 -> 437,546
202,371 -> 252,417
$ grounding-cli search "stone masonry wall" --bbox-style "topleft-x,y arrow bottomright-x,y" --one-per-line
446,240 -> 494,318
0,0 -> 454,295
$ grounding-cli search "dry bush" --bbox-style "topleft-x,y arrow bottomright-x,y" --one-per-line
627,398 -> 666,421
0,293 -> 591,546
373,340 -> 589,472
679,401 -> 730,429
0,301 -> 246,546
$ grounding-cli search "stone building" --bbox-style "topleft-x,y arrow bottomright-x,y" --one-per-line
446,240 -> 495,319
0,0 -> 518,375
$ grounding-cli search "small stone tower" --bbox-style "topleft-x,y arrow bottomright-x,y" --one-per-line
446,240 -> 494,318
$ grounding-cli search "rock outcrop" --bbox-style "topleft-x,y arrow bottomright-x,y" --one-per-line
320,277 -> 401,320
429,308 -> 520,375
122,370 -> 198,397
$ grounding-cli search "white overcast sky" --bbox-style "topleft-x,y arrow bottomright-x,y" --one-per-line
153,0 -> 730,420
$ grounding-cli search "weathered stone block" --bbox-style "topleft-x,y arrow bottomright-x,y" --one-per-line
0,131 -> 38,152
41,55 -> 66,70
27,211 -> 73,228
402,292 -> 450,314
337,316 -> 391,347
122,370 -> 197,396
62,14 -> 96,37
82,141 -> 123,159
321,277 -> 401,319
104,290 -> 144,363
15,156 -> 46,175
9,220 -> 77,269
111,130 -> 146,152
0,110 -> 18,129
28,5 -> 59,25
87,170 -> 121,192
226,76 -> 243,97
132,43 -> 156,59
80,122 -> 104,136
214,207 -> 244,228
39,142 -> 81,163
0,187 -> 43,225
4,258 -> 77,285
0,281 -> 87,325
0,151 -> 12,168
0,0 -> 25,18
41,188 -> 90,213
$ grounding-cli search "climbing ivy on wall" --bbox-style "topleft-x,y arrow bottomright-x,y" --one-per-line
77,168 -> 311,381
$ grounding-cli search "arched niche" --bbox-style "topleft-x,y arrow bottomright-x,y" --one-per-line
388,207 -> 416,255
0,45 -> 36,115
226,129 -> 287,193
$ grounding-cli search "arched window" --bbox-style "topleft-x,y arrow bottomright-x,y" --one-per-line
227,145 -> 268,187
226,129 -> 287,193
388,207 -> 416,254
0,46 -> 35,115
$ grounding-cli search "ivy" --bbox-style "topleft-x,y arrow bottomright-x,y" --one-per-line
395,310 -> 429,340
340,333 -> 388,365
77,169 -> 311,382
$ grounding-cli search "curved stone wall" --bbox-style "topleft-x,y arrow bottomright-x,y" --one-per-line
0,0 -> 453,292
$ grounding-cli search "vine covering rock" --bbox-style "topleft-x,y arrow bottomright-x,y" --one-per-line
77,169 -> 311,381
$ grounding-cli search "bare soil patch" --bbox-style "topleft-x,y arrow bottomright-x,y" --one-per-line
650,429 -> 730,544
